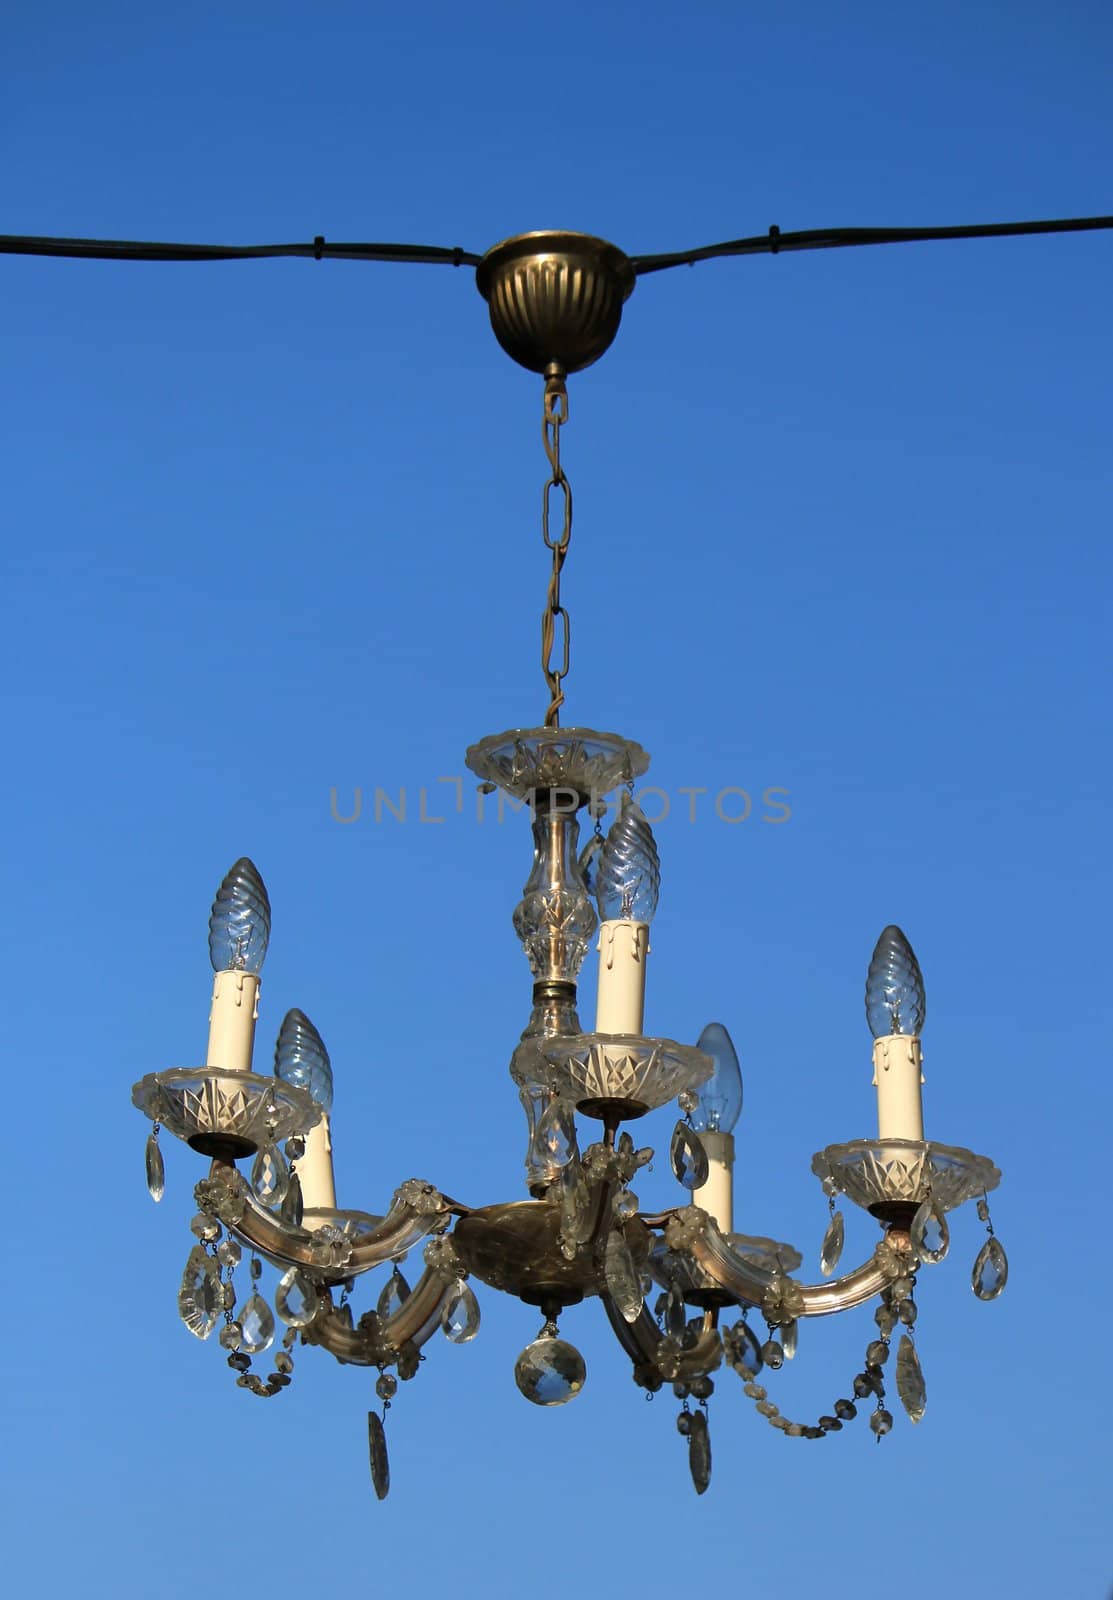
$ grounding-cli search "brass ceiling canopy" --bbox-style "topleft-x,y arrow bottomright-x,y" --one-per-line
476,230 -> 636,375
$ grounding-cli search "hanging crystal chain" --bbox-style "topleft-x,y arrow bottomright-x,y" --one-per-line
539,371 -> 572,727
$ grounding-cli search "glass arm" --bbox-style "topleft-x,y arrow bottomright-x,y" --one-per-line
601,1293 -> 677,1393
198,1164 -> 452,1278
303,1269 -> 455,1367
665,1208 -> 910,1320
600,1294 -> 723,1386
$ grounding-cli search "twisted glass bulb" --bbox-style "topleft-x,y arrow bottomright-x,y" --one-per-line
692,1021 -> 743,1133
596,793 -> 660,922
865,925 -> 926,1038
208,857 -> 271,973
274,1007 -> 334,1112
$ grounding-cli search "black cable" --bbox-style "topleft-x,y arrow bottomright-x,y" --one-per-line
0,213 -> 1108,278
629,213 -> 1113,275
0,233 -> 483,267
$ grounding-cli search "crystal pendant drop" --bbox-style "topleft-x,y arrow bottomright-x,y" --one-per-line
688,1407 -> 712,1494
578,831 -> 604,900
178,1246 -> 223,1339
368,1411 -> 390,1500
217,1236 -> 242,1269
604,1230 -> 643,1323
377,1269 -> 411,1321
665,1282 -> 687,1339
670,1122 -> 709,1191
251,1145 -> 288,1209
559,1160 -> 592,1253
971,1236 -> 1008,1301
726,1318 -> 764,1375
280,1169 -> 304,1229
145,1132 -> 165,1202
910,1197 -> 949,1264
895,1333 -> 926,1422
441,1281 -> 481,1344
782,1319 -> 798,1360
514,1335 -> 586,1406
275,1267 -> 320,1329
820,1210 -> 845,1277
239,1290 -> 276,1353
534,1099 -> 577,1169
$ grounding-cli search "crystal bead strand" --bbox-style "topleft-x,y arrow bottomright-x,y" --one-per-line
223,1252 -> 299,1398
722,1315 -> 903,1441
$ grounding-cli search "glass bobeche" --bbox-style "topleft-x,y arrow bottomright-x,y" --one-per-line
811,1138 -> 1000,1216
540,1033 -> 712,1118
465,726 -> 649,804
132,1068 -> 321,1160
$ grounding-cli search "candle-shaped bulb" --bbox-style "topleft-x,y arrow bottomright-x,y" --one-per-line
596,793 -> 660,923
208,857 -> 271,974
865,925 -> 926,1039
274,1008 -> 334,1112
692,1021 -> 743,1133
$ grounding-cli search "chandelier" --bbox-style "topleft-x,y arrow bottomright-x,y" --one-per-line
105,215 -> 1105,1498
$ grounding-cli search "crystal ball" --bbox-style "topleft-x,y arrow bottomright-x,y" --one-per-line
513,1335 -> 586,1407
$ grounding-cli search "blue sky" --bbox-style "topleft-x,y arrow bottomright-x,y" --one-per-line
4,3 -> 1111,1596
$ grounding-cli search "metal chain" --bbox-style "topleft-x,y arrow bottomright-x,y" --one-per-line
540,373 -> 572,727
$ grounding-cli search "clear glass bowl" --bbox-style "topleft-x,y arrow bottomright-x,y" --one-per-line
811,1138 -> 1000,1215
465,726 -> 649,804
539,1034 -> 712,1119
132,1068 -> 321,1160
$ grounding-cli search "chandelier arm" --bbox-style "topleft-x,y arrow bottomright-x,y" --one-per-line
671,1211 -> 910,1319
629,212 -> 1113,275
601,1295 -> 727,1388
0,233 -> 482,266
200,1163 -> 450,1276
601,1293 -> 666,1367
302,1269 -> 457,1367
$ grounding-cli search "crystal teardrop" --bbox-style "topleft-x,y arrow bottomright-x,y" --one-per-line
280,1169 -> 304,1229
441,1281 -> 481,1344
971,1236 -> 1008,1301
368,1411 -> 390,1500
377,1269 -> 411,1321
251,1145 -> 288,1208
910,1197 -> 949,1264
578,831 -> 604,900
513,1335 -> 586,1406
534,1099 -> 577,1169
782,1319 -> 798,1360
726,1318 -> 764,1375
559,1160 -> 592,1250
820,1209 -> 844,1277
670,1122 -> 709,1191
239,1290 -> 276,1354
895,1333 -> 926,1422
178,1246 -> 222,1339
145,1132 -> 165,1203
604,1230 -> 643,1323
665,1282 -> 687,1339
688,1407 -> 712,1495
275,1267 -> 320,1329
